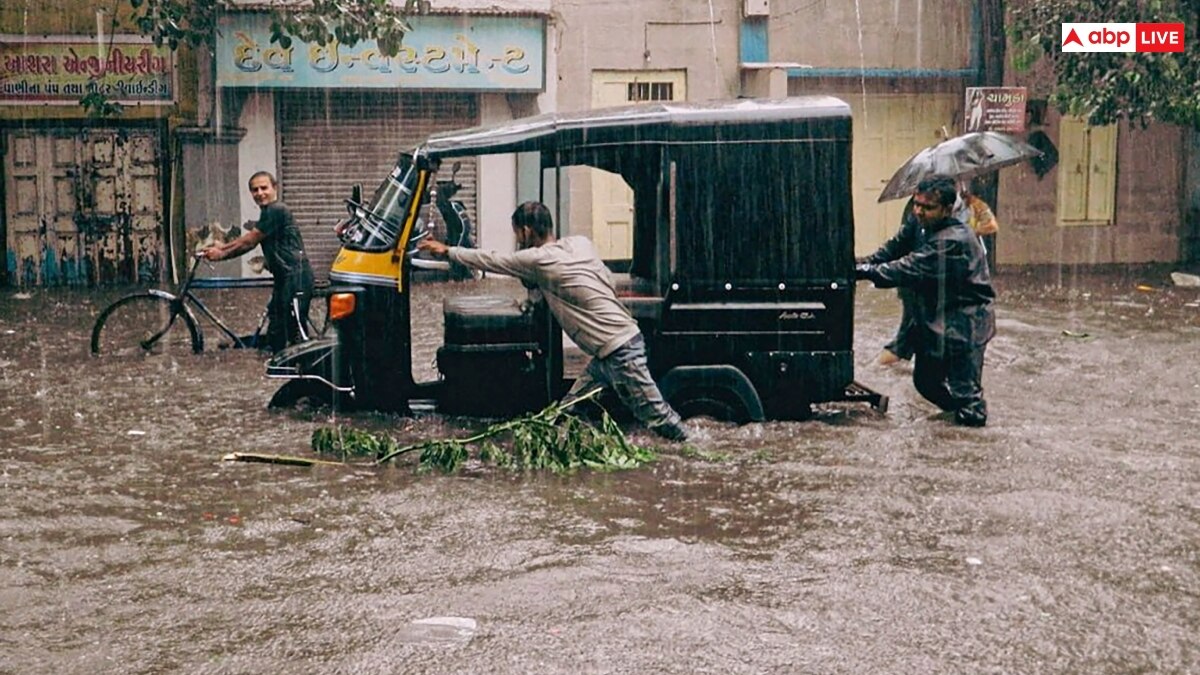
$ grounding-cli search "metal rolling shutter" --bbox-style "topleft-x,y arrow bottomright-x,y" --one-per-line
278,91 -> 480,279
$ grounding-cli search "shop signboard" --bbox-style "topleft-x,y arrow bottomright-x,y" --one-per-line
0,36 -> 174,105
216,13 -> 545,91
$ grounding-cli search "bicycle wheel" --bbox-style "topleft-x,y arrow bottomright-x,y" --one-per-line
91,293 -> 203,356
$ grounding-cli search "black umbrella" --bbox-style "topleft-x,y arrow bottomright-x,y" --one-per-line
877,131 -> 1043,203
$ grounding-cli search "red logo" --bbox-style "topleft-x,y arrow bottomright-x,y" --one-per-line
1136,23 -> 1185,52
1063,22 -> 1185,52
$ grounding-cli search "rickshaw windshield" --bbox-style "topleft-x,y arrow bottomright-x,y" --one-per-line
339,154 -> 420,251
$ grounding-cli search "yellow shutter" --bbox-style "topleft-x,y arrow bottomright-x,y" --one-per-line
1056,117 -> 1090,222
1086,123 -> 1117,222
1058,117 -> 1117,226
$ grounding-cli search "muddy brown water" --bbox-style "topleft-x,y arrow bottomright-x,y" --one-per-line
1,267 -> 1197,674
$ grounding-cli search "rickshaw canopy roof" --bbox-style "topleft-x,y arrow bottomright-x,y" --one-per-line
419,96 -> 852,159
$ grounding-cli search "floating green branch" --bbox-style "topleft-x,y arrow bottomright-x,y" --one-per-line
311,388 -> 655,474
312,426 -> 398,461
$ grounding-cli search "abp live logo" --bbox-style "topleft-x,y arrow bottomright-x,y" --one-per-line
1061,22 -> 1185,52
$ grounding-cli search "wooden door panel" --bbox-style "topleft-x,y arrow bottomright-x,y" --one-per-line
3,128 -> 163,286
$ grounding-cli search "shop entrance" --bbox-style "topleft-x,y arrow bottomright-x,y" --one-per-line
2,127 -> 164,286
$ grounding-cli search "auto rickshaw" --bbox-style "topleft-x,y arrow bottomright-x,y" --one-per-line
267,96 -> 887,421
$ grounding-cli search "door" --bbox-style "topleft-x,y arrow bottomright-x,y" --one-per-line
589,70 -> 686,260
3,128 -> 163,286
1056,117 -> 1117,226
846,94 -> 959,256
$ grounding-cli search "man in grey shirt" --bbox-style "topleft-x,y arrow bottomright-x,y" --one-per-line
419,201 -> 688,441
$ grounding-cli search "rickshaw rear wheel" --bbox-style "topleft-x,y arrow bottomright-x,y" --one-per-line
669,387 -> 753,424
269,380 -> 333,409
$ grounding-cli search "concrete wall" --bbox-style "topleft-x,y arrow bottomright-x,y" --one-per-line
769,0 -> 973,70
551,0 -> 742,243
998,113 -> 1184,266
996,48 -> 1185,266
477,94 -> 518,254
553,0 -> 743,112
229,91 -> 277,277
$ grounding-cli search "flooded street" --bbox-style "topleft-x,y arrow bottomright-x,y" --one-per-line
1,268 -> 1198,674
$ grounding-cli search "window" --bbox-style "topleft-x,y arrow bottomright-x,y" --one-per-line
1057,117 -> 1117,226
627,81 -> 674,102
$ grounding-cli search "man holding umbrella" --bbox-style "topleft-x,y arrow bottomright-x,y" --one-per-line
855,175 -> 995,427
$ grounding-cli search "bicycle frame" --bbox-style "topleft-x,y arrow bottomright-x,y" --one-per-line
170,255 -> 266,350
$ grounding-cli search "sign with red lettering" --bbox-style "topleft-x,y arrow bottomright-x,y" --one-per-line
965,86 -> 1027,133
1061,22 -> 1185,52
0,35 -> 174,105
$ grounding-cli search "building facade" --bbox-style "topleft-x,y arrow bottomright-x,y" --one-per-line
214,2 -> 553,279
1,0 -> 1191,287
0,0 -> 200,286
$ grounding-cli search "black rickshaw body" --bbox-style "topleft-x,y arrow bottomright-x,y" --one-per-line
268,97 -> 872,421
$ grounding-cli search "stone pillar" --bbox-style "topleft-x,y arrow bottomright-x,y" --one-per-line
176,126 -> 248,277
740,65 -> 790,99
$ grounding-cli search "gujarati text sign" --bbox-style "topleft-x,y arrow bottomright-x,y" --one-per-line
0,36 -> 174,105
965,86 -> 1027,133
216,13 -> 545,91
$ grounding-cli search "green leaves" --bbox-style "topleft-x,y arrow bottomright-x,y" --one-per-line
79,92 -> 124,119
312,426 -> 398,461
311,389 -> 656,475
122,0 -> 424,58
1008,0 -> 1200,128
267,0 -> 419,58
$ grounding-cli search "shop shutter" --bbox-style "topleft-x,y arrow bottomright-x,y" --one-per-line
278,91 -> 480,279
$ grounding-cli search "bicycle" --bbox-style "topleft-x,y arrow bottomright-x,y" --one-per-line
90,253 -> 324,356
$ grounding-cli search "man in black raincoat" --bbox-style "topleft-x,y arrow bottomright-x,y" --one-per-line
861,197 -> 923,365
855,175 -> 995,426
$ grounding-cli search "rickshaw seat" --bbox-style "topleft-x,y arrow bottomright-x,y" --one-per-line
612,274 -> 665,320
612,273 -> 658,297
442,295 -> 536,346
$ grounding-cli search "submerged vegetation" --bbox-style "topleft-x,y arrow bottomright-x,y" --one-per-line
311,389 -> 655,474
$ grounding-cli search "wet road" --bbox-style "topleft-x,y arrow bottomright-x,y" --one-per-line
1,267 -> 1197,674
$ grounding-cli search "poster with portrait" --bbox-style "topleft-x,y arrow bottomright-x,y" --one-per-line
964,87 -> 1027,133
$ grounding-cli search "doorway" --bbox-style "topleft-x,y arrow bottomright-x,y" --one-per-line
3,127 -> 164,286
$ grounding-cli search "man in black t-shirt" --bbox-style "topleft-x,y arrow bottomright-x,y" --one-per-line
201,171 -> 315,353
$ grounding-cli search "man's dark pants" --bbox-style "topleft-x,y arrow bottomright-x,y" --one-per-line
913,344 -> 988,426
885,287 -> 918,360
266,263 -> 315,353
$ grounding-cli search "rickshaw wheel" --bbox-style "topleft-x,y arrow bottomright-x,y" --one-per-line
269,380 -> 333,409
670,388 -> 752,424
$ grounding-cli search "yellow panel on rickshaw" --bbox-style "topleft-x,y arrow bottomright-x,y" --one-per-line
330,247 -> 401,288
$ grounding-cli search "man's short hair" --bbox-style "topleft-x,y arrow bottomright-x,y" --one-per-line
511,201 -> 554,238
248,171 -> 278,189
915,175 -> 958,207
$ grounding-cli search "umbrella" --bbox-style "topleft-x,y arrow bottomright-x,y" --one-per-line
877,131 -> 1043,203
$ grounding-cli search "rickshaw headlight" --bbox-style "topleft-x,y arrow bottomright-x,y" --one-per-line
329,293 -> 356,320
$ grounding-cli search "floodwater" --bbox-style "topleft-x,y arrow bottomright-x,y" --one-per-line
1,267 -> 1198,674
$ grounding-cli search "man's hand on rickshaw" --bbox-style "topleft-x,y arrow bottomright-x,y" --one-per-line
200,247 -> 224,262
417,239 -> 450,257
